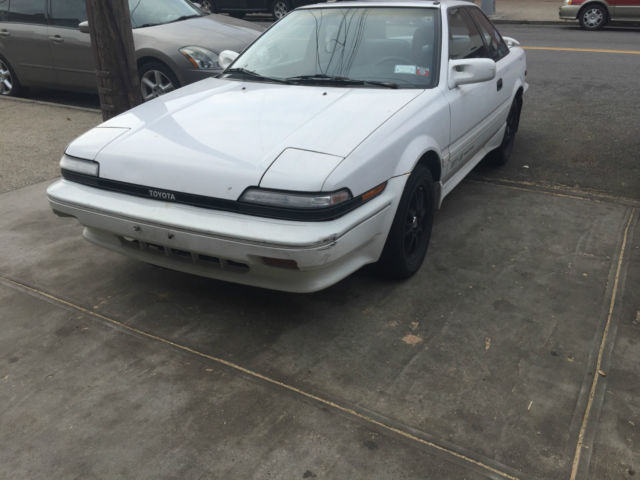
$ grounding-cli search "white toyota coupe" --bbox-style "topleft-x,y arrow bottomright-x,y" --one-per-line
48,0 -> 527,293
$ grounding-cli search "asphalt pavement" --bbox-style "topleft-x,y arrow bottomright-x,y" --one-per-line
1,24 -> 638,480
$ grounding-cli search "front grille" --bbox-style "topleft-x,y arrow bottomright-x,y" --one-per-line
119,236 -> 249,273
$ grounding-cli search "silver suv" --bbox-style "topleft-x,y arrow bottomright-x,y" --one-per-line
0,0 -> 262,100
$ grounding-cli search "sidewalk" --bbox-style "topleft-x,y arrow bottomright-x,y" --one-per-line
475,0 -> 565,23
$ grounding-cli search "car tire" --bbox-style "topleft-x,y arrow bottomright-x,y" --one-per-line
229,12 -> 246,18
377,165 -> 435,280
271,0 -> 290,20
578,3 -> 608,30
488,94 -> 522,167
139,62 -> 180,102
0,55 -> 23,97
200,0 -> 217,13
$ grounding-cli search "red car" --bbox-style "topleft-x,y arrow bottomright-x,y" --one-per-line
559,0 -> 640,29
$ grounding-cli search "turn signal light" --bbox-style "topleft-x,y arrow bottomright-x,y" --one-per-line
261,257 -> 299,269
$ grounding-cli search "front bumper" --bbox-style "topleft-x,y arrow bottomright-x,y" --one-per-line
559,5 -> 580,20
47,177 -> 406,292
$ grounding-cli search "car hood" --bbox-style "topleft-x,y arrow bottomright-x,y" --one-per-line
76,79 -> 423,201
133,15 -> 263,53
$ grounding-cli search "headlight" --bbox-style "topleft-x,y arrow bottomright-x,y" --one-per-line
60,154 -> 99,176
240,188 -> 352,209
180,46 -> 219,70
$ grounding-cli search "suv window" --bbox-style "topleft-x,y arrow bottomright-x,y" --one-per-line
7,0 -> 46,24
50,0 -> 87,28
0,0 -> 8,22
467,7 -> 509,61
447,7 -> 487,60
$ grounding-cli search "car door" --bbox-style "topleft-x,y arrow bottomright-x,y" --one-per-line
466,7 -> 514,124
1,0 -> 54,87
609,0 -> 640,19
48,0 -> 96,91
442,6 -> 498,182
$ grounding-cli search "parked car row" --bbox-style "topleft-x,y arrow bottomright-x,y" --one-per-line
0,0 -> 262,99
198,0 -> 320,20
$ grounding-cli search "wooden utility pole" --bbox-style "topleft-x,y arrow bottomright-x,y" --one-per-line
85,0 -> 142,121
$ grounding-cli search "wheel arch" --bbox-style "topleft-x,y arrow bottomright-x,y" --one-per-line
136,52 -> 184,86
577,1 -> 610,19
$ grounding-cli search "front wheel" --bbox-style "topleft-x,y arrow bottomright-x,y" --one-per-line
139,62 -> 179,102
272,0 -> 289,20
0,56 -> 23,97
579,4 -> 608,30
377,165 -> 435,280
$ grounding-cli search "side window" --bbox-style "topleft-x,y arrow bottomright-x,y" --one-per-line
447,8 -> 487,60
7,0 -> 46,24
50,0 -> 88,28
0,0 -> 9,22
467,8 -> 509,61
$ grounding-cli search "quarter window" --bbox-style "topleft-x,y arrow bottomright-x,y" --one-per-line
447,7 -> 487,60
7,0 -> 46,24
467,8 -> 509,61
50,0 -> 88,28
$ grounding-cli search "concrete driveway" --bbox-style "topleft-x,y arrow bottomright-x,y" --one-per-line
1,25 -> 638,480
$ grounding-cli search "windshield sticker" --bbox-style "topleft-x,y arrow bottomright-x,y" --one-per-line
394,65 -> 430,76
394,65 -> 417,74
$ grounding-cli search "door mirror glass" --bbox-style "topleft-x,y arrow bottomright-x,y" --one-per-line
448,58 -> 496,89
218,50 -> 239,70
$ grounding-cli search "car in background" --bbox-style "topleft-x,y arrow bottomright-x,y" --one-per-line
199,0 -> 321,20
0,0 -> 262,100
47,0 -> 527,292
559,0 -> 640,29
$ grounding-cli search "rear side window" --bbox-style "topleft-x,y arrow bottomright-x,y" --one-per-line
50,0 -> 88,28
467,8 -> 509,61
8,0 -> 46,24
447,7 -> 487,60
0,0 -> 8,22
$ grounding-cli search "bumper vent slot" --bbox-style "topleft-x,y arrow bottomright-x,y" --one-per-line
119,236 -> 249,273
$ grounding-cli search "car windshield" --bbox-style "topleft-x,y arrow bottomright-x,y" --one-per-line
128,0 -> 202,29
226,7 -> 440,89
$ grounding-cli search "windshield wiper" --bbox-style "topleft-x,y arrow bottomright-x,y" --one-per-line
286,74 -> 398,89
168,14 -> 202,23
224,68 -> 293,84
135,22 -> 160,28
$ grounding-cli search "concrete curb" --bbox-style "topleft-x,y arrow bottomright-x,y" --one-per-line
0,95 -> 101,114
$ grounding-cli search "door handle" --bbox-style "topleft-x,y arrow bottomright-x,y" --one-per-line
0,29 -> 10,37
497,78 -> 503,91
49,34 -> 64,43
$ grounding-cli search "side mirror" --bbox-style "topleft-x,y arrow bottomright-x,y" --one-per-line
218,50 -> 239,70
502,36 -> 520,48
79,20 -> 90,34
448,58 -> 496,89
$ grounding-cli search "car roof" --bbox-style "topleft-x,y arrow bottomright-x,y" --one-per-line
298,0 -> 475,10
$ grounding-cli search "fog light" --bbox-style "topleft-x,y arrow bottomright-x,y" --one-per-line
261,257 -> 299,269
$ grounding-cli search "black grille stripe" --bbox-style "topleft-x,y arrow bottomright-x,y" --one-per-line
61,170 -> 365,222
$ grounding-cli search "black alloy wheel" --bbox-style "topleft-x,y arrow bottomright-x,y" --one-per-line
489,95 -> 522,167
377,165 -> 435,279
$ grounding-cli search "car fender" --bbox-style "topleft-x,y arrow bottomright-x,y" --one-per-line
135,48 -> 185,85
577,0 -> 611,16
322,89 -> 449,206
